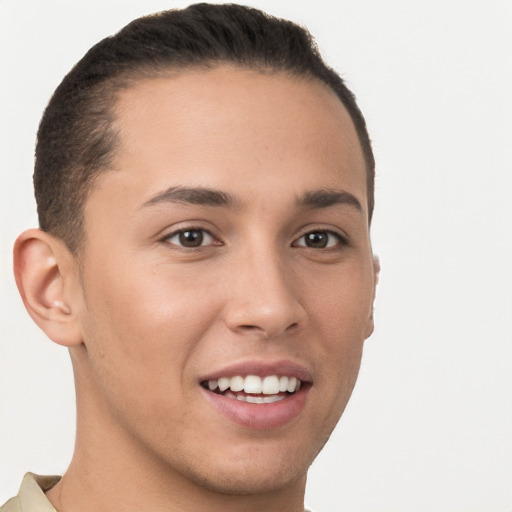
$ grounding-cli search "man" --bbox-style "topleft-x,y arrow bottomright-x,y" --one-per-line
3,3 -> 378,511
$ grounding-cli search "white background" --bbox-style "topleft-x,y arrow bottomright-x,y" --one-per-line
1,1 -> 511,511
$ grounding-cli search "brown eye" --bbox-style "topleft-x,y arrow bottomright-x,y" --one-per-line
165,229 -> 216,248
294,230 -> 344,249
304,232 -> 328,248
179,230 -> 204,247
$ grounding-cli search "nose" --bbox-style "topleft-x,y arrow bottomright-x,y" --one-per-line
223,248 -> 307,338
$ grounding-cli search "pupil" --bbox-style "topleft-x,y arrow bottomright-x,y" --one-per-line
179,230 -> 203,247
306,232 -> 327,248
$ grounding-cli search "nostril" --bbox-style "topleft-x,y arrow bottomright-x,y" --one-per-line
237,320 -> 299,337
238,324 -> 259,332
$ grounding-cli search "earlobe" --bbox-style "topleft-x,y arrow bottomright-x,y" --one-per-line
372,254 -> 381,296
365,254 -> 381,339
13,229 -> 83,347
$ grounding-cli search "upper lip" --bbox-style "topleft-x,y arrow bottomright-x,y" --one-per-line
199,359 -> 312,383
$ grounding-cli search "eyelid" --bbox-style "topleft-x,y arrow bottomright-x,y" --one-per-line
160,226 -> 222,248
292,228 -> 349,248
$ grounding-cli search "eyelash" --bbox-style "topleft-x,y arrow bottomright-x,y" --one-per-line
161,227 -> 347,250
292,230 -> 348,249
162,228 -> 220,249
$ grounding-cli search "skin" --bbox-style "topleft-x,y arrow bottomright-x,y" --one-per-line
15,66 -> 378,512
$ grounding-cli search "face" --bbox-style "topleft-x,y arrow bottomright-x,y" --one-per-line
72,66 -> 376,495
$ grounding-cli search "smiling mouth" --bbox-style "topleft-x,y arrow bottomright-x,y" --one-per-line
201,375 -> 303,404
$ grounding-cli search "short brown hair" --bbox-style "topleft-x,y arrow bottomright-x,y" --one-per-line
34,3 -> 375,253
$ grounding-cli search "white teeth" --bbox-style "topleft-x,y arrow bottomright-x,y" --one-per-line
286,377 -> 297,393
224,391 -> 287,404
262,375 -> 280,394
206,375 -> 302,395
279,376 -> 289,392
244,375 -> 262,394
243,394 -> 286,404
230,376 -> 244,392
218,377 -> 230,392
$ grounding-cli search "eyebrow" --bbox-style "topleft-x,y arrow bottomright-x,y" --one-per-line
141,186 -> 237,209
296,188 -> 362,212
140,185 -> 362,213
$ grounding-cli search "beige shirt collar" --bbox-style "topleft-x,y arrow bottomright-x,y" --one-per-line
3,473 -> 60,512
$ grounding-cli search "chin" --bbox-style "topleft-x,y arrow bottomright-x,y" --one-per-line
172,431 -> 331,497
190,461 -> 308,496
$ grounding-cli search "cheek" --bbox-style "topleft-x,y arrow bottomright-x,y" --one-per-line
84,258 -> 213,339
76,269 -> 219,446
309,265 -> 374,344
78,261 -> 220,402
306,267 -> 373,413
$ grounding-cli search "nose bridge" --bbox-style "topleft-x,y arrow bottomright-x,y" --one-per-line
225,241 -> 305,337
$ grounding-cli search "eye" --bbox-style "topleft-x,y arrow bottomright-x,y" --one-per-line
163,228 -> 218,248
293,230 -> 345,249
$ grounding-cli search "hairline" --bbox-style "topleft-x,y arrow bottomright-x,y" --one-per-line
66,62 -> 373,258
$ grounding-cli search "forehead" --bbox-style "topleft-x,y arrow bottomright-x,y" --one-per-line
89,66 -> 367,216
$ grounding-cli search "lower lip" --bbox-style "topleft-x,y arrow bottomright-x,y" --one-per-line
201,386 -> 310,430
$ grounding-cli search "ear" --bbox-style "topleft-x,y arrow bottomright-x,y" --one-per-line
365,254 -> 381,339
13,229 -> 83,347
373,254 -> 381,290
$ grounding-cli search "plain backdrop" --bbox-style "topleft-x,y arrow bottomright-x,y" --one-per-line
1,1 -> 511,511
